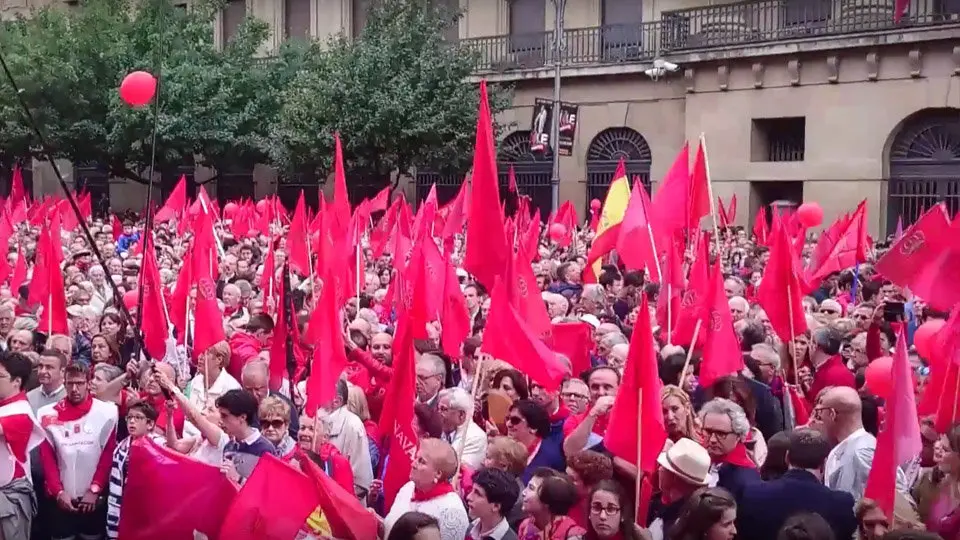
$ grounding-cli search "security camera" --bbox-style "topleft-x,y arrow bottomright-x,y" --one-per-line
653,58 -> 680,72
644,67 -> 666,80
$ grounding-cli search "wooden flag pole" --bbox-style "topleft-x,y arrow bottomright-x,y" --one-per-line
786,282 -> 801,387
679,320 -> 702,387
699,133 -> 723,257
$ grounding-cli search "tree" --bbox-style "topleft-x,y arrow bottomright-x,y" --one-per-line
0,0 -> 292,183
271,0 -> 512,185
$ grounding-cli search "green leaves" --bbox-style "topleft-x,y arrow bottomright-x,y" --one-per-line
0,0 -> 510,186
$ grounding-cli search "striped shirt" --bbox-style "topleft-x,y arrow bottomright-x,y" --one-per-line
106,434 -> 165,540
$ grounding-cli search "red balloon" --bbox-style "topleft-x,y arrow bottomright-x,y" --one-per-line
865,356 -> 894,398
255,199 -> 269,213
223,202 -> 239,218
915,319 -> 947,360
548,223 -> 567,242
590,199 -> 602,212
122,290 -> 139,311
796,202 -> 823,228
119,71 -> 157,107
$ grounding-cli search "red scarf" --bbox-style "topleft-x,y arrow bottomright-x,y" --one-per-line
412,481 -> 455,502
716,442 -> 757,469
54,394 -> 94,422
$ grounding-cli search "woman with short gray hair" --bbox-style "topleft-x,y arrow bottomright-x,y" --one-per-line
698,398 -> 761,500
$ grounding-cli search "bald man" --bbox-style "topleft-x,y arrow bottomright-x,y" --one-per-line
817,387 -> 874,500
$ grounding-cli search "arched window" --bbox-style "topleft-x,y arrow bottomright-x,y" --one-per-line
887,108 -> 960,234
497,130 -> 553,218
585,127 -> 652,212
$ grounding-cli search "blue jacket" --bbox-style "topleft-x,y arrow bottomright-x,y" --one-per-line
716,462 -> 761,502
521,437 -> 566,484
736,469 -> 858,540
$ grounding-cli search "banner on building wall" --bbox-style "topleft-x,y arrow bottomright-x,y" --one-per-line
530,98 -> 579,157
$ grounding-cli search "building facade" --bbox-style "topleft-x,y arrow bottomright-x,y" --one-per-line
8,0 -> 960,236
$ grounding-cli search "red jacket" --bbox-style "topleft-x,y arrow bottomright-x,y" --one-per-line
227,332 -> 262,380
807,355 -> 856,405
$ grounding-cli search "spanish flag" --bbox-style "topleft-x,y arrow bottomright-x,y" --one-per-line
584,159 -> 632,282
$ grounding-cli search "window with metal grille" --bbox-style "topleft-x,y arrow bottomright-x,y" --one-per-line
751,117 -> 806,162
285,0 -> 311,40
222,0 -> 246,43
217,167 -> 255,205
585,127 -> 652,213
509,0 -> 546,55
601,0 -> 644,61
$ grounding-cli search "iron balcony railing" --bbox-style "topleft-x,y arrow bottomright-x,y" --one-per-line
462,0 -> 960,72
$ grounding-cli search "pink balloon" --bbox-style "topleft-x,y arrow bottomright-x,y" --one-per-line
119,71 -> 157,107
223,202 -> 239,218
915,319 -> 946,360
548,223 -> 567,242
590,199 -> 602,212
255,199 -> 269,213
796,202 -> 823,228
865,356 -> 894,399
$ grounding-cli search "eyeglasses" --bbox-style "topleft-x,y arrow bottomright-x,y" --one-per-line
561,392 -> 589,401
819,309 -> 839,315
701,427 -> 734,440
590,503 -> 621,516
506,415 -> 525,426
260,419 -> 286,430
126,414 -> 148,422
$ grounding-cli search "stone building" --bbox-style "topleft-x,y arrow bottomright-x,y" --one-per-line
7,0 -> 960,236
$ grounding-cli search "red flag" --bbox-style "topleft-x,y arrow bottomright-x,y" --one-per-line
688,138 -> 712,229
546,322 -> 593,378
304,267 -> 349,412
505,244 -> 552,337
9,165 -> 26,205
507,165 -> 518,193
672,238 -> 709,348
138,234 -> 169,360
482,279 -> 567,391
8,247 -> 25,294
118,438 -> 236,540
876,204 -> 960,312
439,253 -> 470,358
295,451 -> 380,539
805,201 -> 868,286
191,211 -> 225,356
35,228 -> 68,336
332,133 -> 351,236
894,0 -> 909,22
259,239 -> 277,313
605,296 -> 667,473
378,311 -> 419,510
617,178 -> 660,281
464,80 -> 508,288
753,207 -> 769,245
112,214 -> 123,242
369,185 -> 391,213
698,261 -> 744,388
218,454 -> 320,540
864,330 -> 921,519
155,175 -> 187,223
649,144 -> 691,234
727,194 -> 738,225
168,248 -> 193,345
757,219 -> 808,343
268,270 -> 291,391
287,192 -> 311,276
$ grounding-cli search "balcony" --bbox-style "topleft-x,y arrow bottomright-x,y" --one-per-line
462,0 -> 960,73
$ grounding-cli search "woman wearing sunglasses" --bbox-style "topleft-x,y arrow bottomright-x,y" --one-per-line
258,395 -> 297,459
507,400 -> 566,484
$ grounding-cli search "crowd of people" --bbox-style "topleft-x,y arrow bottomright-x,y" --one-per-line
0,85 -> 950,540
0,191 -> 948,540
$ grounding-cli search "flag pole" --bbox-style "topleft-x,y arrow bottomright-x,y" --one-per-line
699,133 -> 723,257
679,320 -> 701,386
786,282 -> 800,388
666,284 -> 673,345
